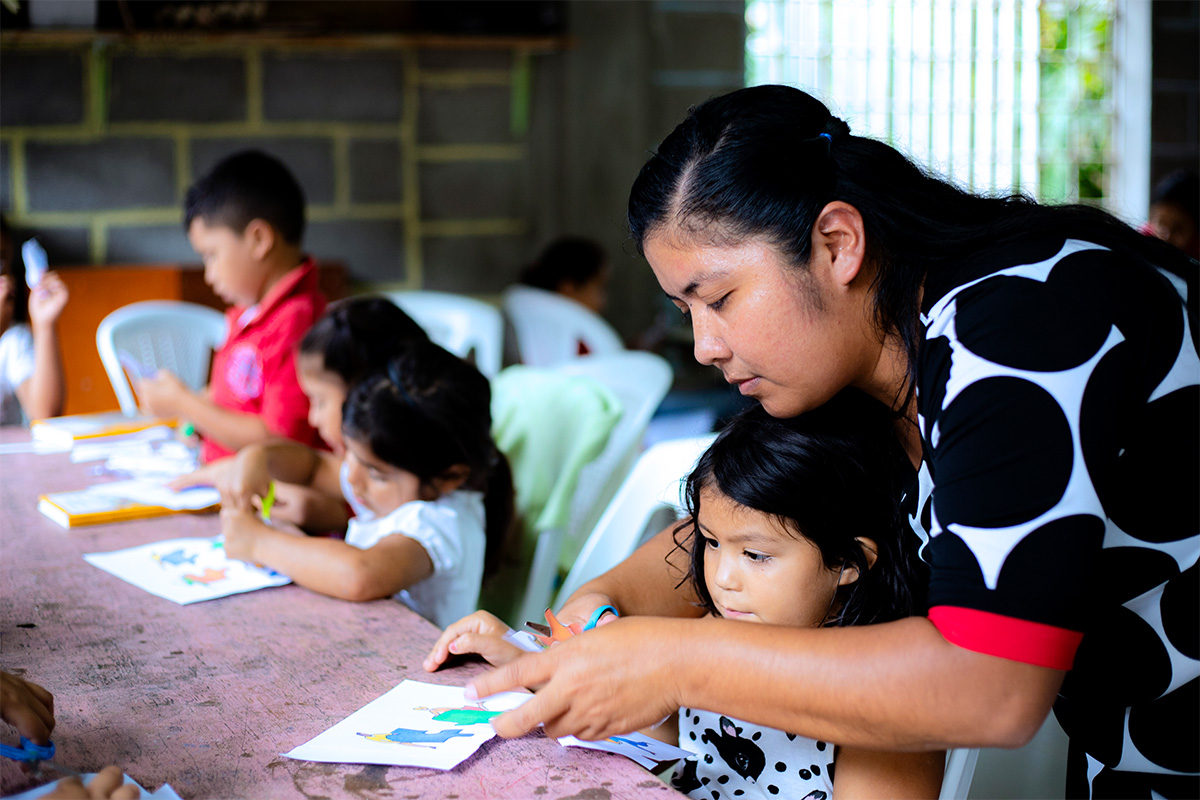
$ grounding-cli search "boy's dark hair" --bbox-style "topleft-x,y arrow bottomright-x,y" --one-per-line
519,236 -> 607,291
184,150 -> 306,245
299,296 -> 429,387
342,339 -> 513,579
629,85 -> 1197,411
677,391 -> 928,627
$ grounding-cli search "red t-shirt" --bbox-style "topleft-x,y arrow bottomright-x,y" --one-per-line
201,258 -> 326,462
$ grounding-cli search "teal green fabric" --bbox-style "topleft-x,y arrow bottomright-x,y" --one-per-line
482,365 -> 622,622
491,365 -> 622,538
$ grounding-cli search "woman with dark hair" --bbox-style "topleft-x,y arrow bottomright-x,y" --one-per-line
520,236 -> 611,314
469,85 -> 1199,799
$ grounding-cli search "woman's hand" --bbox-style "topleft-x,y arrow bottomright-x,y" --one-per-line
0,671 -> 54,745
43,766 -> 140,799
135,370 -> 191,418
467,616 -> 685,741
424,611 -> 525,673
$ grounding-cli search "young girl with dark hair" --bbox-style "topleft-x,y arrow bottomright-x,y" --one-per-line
173,296 -> 428,532
668,395 -> 938,799
221,338 -> 514,628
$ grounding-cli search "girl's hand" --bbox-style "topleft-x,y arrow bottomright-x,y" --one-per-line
43,766 -> 140,799
222,445 -> 272,511
27,271 -> 68,329
554,592 -> 621,629
467,616 -> 684,741
135,370 -> 190,417
424,610 -> 524,672
220,506 -> 266,563
167,458 -> 230,493
0,671 -> 55,745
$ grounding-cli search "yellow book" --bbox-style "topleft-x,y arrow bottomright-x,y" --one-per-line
30,412 -> 177,447
37,488 -> 219,529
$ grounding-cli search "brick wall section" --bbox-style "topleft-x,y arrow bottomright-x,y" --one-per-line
0,35 -> 559,296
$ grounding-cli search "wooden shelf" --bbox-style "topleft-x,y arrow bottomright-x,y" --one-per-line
0,29 -> 570,52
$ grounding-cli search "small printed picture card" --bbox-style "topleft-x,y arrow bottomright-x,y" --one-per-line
83,536 -> 290,605
284,679 -> 532,770
558,731 -> 692,770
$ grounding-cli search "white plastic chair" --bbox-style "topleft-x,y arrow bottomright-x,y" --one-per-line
97,300 -> 227,415
501,284 -> 624,367
516,351 -> 674,625
384,291 -> 504,378
939,747 -> 980,800
554,433 -> 716,607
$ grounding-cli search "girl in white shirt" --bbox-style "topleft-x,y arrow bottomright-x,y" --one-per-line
220,339 -> 513,628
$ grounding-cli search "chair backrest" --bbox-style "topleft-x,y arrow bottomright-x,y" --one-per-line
555,433 -> 716,607
505,351 -> 673,626
939,748 -> 981,800
96,300 -> 227,415
384,291 -> 504,378
501,284 -> 624,367
554,351 -> 675,566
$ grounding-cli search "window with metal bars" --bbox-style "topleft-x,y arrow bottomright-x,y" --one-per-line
745,0 -> 1149,219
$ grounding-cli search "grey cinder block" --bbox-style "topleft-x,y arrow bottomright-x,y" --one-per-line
263,53 -> 404,122
26,139 -> 176,211
109,55 -> 246,123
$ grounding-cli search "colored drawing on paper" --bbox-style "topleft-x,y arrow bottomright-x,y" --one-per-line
181,567 -> 227,585
357,727 -> 473,747
416,705 -> 503,726
608,735 -> 654,752
284,679 -> 533,770
152,548 -> 198,567
83,537 -> 291,605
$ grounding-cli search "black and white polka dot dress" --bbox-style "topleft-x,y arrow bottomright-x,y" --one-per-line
912,237 -> 1199,798
673,707 -> 835,800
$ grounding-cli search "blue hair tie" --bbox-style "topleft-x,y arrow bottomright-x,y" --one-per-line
818,132 -> 832,143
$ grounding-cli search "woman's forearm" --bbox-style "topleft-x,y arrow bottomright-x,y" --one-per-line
672,615 -> 1063,751
569,525 -> 702,618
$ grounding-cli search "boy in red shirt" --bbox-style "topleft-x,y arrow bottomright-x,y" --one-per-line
137,151 -> 326,462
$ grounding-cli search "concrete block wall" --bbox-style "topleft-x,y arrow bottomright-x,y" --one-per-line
0,34 -> 558,294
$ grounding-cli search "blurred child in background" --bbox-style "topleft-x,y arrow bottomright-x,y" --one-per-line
0,217 -> 68,425
136,150 -> 325,461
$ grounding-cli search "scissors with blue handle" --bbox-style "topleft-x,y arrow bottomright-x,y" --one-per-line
525,605 -> 619,644
1,737 -> 81,778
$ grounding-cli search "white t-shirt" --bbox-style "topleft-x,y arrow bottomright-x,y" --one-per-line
0,324 -> 35,426
343,489 -> 486,629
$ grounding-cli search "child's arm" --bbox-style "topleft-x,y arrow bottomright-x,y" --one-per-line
16,271 -> 67,420
424,610 -> 528,672
833,746 -> 945,799
137,372 -> 273,452
221,507 -> 433,602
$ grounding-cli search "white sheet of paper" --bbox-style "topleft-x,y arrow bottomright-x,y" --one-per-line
68,427 -> 174,462
1,772 -> 181,800
82,478 -> 218,510
0,439 -> 73,455
284,680 -> 532,770
83,537 -> 290,605
558,731 -> 691,769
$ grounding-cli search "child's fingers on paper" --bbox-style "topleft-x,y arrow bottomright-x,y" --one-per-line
424,611 -> 508,671
41,776 -> 89,799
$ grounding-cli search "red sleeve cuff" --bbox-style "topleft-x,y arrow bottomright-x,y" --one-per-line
928,606 -> 1082,670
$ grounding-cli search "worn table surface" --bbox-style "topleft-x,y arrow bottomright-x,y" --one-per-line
0,429 -> 683,800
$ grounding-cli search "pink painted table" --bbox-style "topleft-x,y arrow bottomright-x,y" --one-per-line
0,429 -> 684,799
